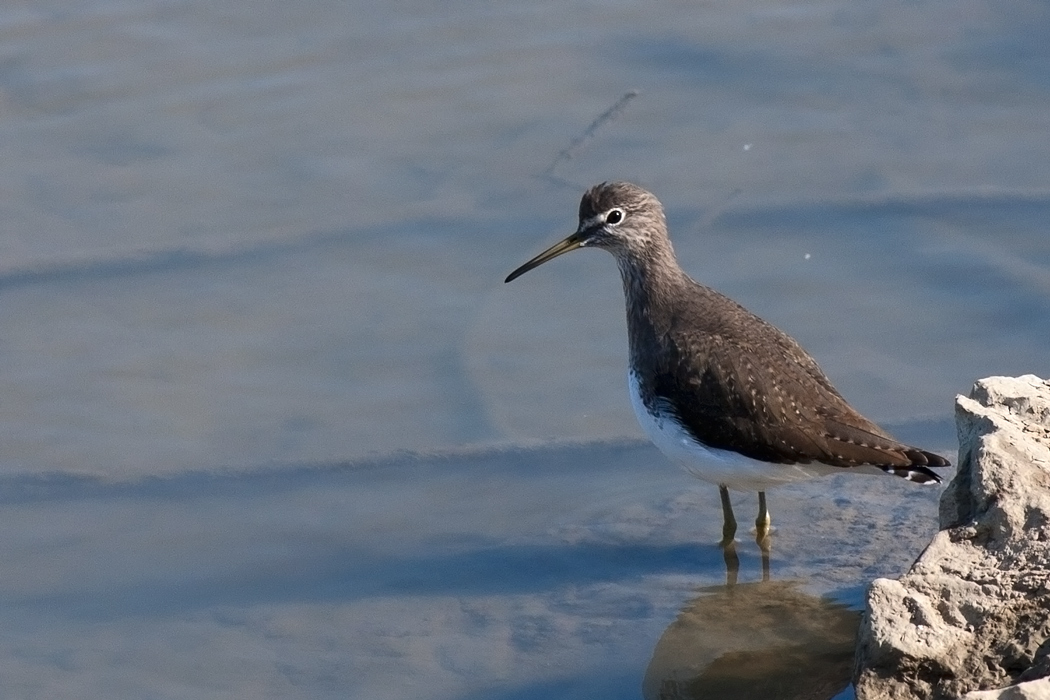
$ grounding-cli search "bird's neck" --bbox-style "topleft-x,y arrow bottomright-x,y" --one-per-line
615,242 -> 686,367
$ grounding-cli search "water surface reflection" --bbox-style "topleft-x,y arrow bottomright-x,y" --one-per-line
0,441 -> 936,698
645,580 -> 859,700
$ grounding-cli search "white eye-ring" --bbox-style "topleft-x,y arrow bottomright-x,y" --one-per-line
605,208 -> 625,226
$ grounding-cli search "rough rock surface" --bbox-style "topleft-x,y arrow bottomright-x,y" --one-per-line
855,375 -> 1050,700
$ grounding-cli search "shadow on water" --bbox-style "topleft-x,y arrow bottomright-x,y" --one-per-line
0,440 -> 716,621
643,580 -> 860,700
13,539 -> 720,619
0,440 -> 936,699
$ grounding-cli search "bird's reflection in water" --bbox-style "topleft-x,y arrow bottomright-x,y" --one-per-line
643,578 -> 859,700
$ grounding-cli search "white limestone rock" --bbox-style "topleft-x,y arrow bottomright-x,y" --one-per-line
855,375 -> 1050,700
960,677 -> 1050,700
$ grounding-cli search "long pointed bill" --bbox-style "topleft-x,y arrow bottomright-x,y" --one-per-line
504,231 -> 587,283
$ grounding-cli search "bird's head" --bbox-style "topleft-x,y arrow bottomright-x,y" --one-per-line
505,182 -> 668,283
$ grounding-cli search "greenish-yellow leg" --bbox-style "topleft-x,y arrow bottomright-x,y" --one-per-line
755,490 -> 772,581
755,491 -> 771,532
718,484 -> 740,586
718,484 -> 737,547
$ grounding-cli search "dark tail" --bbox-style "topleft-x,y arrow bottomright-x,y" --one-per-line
880,448 -> 950,484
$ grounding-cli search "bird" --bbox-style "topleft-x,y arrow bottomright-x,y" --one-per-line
504,182 -> 949,570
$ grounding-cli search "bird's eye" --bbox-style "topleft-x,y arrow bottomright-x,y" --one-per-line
606,208 -> 624,225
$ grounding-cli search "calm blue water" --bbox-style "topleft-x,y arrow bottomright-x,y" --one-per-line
0,0 -> 1047,697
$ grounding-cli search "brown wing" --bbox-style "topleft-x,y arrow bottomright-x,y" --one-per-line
648,329 -> 948,472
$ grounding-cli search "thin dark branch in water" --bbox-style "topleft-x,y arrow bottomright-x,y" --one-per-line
544,90 -> 640,176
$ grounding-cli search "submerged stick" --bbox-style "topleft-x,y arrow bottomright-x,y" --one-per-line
544,90 -> 640,176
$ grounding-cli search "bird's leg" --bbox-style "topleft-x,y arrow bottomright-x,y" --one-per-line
718,485 -> 739,585
718,485 -> 737,546
721,539 -> 739,587
755,491 -> 772,581
755,491 -> 771,532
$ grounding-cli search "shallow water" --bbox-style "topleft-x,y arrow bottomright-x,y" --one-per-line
0,442 -> 937,699
0,0 -> 1047,697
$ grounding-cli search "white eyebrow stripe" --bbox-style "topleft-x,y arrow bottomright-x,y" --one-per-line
580,214 -> 604,229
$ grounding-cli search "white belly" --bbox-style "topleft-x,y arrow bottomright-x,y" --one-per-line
627,371 -> 838,491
